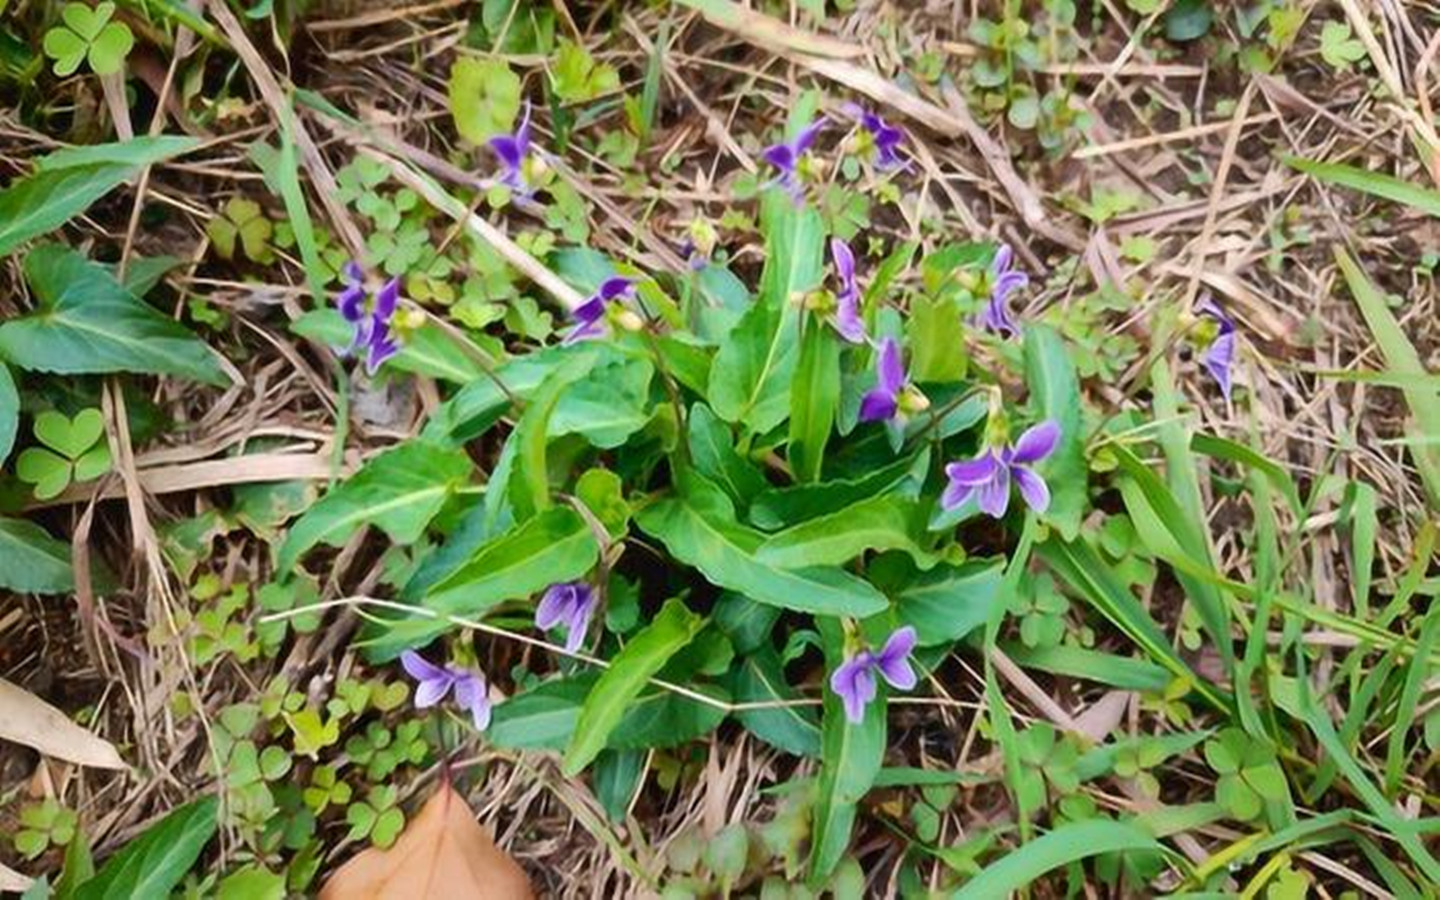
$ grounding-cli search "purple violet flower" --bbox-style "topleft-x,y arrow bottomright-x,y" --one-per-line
400,650 -> 492,731
762,117 -> 826,201
829,626 -> 918,724
489,101 -> 533,195
979,244 -> 1029,338
1196,296 -> 1236,401
565,275 -> 636,344
536,581 -> 598,653
942,420 -> 1060,518
859,338 -> 909,423
843,103 -> 906,171
829,238 -> 866,343
333,264 -> 401,374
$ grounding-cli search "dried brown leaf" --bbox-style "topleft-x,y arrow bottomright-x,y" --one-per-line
320,783 -> 532,900
0,862 -> 32,892
0,677 -> 127,770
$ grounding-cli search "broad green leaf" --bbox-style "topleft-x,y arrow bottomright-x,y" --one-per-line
1336,248 -> 1440,508
1022,324 -> 1085,539
0,137 -> 196,256
0,245 -> 226,385
757,495 -> 937,570
75,795 -> 218,900
0,517 -> 74,594
1039,536 -> 1230,712
907,293 -> 967,383
707,295 -> 800,434
291,309 -> 489,385
432,343 -> 609,443
729,647 -> 821,757
549,355 -> 654,449
562,598 -> 705,774
0,363 -> 16,467
276,441 -> 472,572
594,749 -> 646,822
893,559 -> 1000,646
1287,156 -> 1440,217
788,316 -> 840,482
808,619 -> 886,884
708,192 -> 823,433
688,403 -> 768,507
951,820 -> 1164,898
418,505 -> 598,621
448,57 -> 521,144
636,476 -> 888,617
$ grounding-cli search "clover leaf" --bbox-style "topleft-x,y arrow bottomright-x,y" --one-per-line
42,2 -> 134,77
1319,21 -> 1366,71
1205,727 -> 1290,822
16,408 -> 111,500
207,198 -> 274,262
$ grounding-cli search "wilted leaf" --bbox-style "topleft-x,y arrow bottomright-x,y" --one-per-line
0,677 -> 126,769
319,783 -> 531,899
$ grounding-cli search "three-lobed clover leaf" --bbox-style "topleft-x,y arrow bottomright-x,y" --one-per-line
1204,727 -> 1289,822
16,408 -> 111,500
345,785 -> 404,848
1319,21 -> 1367,71
13,799 -> 78,860
42,2 -> 134,77
207,197 -> 274,263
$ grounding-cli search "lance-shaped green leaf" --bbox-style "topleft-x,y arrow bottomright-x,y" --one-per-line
788,315 -> 840,482
367,506 -> 600,659
757,495 -> 938,570
490,673 -> 725,753
0,136 -> 197,256
689,403 -> 768,507
637,475 -> 888,617
708,192 -> 823,433
893,559 -> 1001,646
0,245 -> 226,385
749,450 -> 928,530
75,795 -> 218,900
425,506 -> 598,615
291,309 -> 490,385
562,598 -> 705,774
1022,324 -> 1085,540
729,647 -> 821,757
276,441 -> 473,572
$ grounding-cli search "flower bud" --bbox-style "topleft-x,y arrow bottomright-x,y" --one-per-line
983,389 -> 1010,447
898,387 -> 930,415
613,309 -> 645,333
804,288 -> 837,314
687,217 -> 718,259
393,307 -> 427,332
